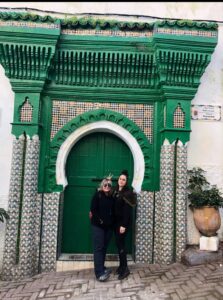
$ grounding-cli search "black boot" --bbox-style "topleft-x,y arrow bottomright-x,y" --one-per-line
118,267 -> 130,280
115,266 -> 122,275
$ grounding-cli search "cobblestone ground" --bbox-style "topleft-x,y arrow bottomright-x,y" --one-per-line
1,262 -> 223,300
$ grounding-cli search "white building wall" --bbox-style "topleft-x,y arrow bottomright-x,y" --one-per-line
0,2 -> 223,266
0,65 -> 14,269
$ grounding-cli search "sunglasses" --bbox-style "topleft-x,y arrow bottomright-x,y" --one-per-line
103,183 -> 112,188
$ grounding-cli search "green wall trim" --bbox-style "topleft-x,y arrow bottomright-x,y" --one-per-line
0,12 -> 218,31
0,10 -> 218,192
43,86 -> 162,102
45,109 -> 153,192
0,12 -> 56,23
12,93 -> 42,137
38,96 -> 53,192
156,19 -> 218,30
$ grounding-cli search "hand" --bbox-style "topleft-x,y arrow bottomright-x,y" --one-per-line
119,226 -> 126,234
89,211 -> 93,219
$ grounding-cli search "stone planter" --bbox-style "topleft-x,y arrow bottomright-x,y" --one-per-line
193,206 -> 221,237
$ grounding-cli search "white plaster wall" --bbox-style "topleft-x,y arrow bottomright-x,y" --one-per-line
0,2 -> 223,264
0,65 -> 14,269
1,2 -> 223,22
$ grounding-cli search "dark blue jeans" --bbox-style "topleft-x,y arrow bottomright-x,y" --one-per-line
92,224 -> 113,278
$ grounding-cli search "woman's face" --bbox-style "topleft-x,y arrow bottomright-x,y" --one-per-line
102,181 -> 112,193
118,175 -> 127,188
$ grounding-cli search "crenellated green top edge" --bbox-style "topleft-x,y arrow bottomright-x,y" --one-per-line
156,19 -> 218,30
0,12 -> 218,31
0,12 -> 56,23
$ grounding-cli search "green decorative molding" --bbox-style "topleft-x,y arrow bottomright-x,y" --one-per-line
51,50 -> 158,89
155,50 -> 211,88
0,12 -> 218,31
12,93 -> 42,137
0,12 -> 56,23
61,17 -> 155,31
0,12 -> 60,92
0,10 -> 218,190
45,109 -> 153,192
0,44 -> 55,81
156,19 -> 218,30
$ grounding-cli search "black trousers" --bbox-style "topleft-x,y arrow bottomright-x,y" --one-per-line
92,225 -> 113,278
114,226 -> 128,270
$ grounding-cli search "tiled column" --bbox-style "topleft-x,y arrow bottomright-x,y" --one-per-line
175,141 -> 188,261
2,135 -> 25,280
40,192 -> 60,272
153,190 -> 162,263
154,139 -> 175,264
18,136 -> 40,278
135,191 -> 154,263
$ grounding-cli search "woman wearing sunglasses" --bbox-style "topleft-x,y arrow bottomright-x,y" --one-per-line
113,170 -> 137,280
90,177 -> 114,282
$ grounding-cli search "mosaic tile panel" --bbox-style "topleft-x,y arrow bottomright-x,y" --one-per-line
175,143 -> 188,261
0,20 -> 59,29
18,136 -> 40,278
40,192 -> 60,273
153,190 -> 162,263
20,98 -> 33,122
35,193 -> 42,273
154,142 -> 175,264
51,101 -> 154,142
154,27 -> 217,37
1,136 -> 25,280
173,105 -> 185,128
56,193 -> 64,257
135,191 -> 154,263
62,29 -> 153,37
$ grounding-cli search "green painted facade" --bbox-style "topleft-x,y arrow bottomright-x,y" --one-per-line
0,12 -> 218,192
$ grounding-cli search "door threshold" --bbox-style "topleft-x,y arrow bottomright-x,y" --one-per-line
56,260 -> 121,272
58,253 -> 133,261
56,255 -> 135,272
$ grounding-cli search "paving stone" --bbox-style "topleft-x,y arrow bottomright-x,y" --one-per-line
2,262 -> 223,299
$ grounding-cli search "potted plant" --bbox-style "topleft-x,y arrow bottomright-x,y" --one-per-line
188,167 -> 223,237
0,208 -> 9,223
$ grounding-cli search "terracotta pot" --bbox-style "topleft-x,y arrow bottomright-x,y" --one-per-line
193,206 -> 221,237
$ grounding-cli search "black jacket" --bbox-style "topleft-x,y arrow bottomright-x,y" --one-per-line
90,191 -> 114,229
113,187 -> 137,229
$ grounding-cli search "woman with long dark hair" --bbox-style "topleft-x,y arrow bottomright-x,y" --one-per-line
113,170 -> 136,280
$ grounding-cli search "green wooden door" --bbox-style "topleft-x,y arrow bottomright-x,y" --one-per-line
61,132 -> 134,255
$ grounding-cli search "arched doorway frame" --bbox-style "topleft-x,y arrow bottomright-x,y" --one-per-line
56,120 -> 144,193
49,109 -> 152,192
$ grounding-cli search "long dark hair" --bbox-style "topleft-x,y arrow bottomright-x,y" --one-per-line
114,169 -> 129,192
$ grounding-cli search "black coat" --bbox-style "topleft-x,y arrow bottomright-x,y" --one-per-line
90,191 -> 114,229
113,187 -> 137,229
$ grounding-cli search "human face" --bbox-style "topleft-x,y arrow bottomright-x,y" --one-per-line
118,175 -> 127,190
102,181 -> 112,193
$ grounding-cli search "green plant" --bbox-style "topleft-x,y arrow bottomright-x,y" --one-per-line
0,208 -> 9,223
188,167 -> 223,208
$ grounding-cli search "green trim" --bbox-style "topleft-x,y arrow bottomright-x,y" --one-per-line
0,10 -> 218,193
153,102 -> 163,190
45,109 -> 153,192
38,96 -> 53,192
156,19 -> 218,30
0,12 -> 56,23
11,122 -> 42,126
43,86 -> 162,102
12,93 -> 42,138
160,99 -> 191,144
0,12 -> 218,31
